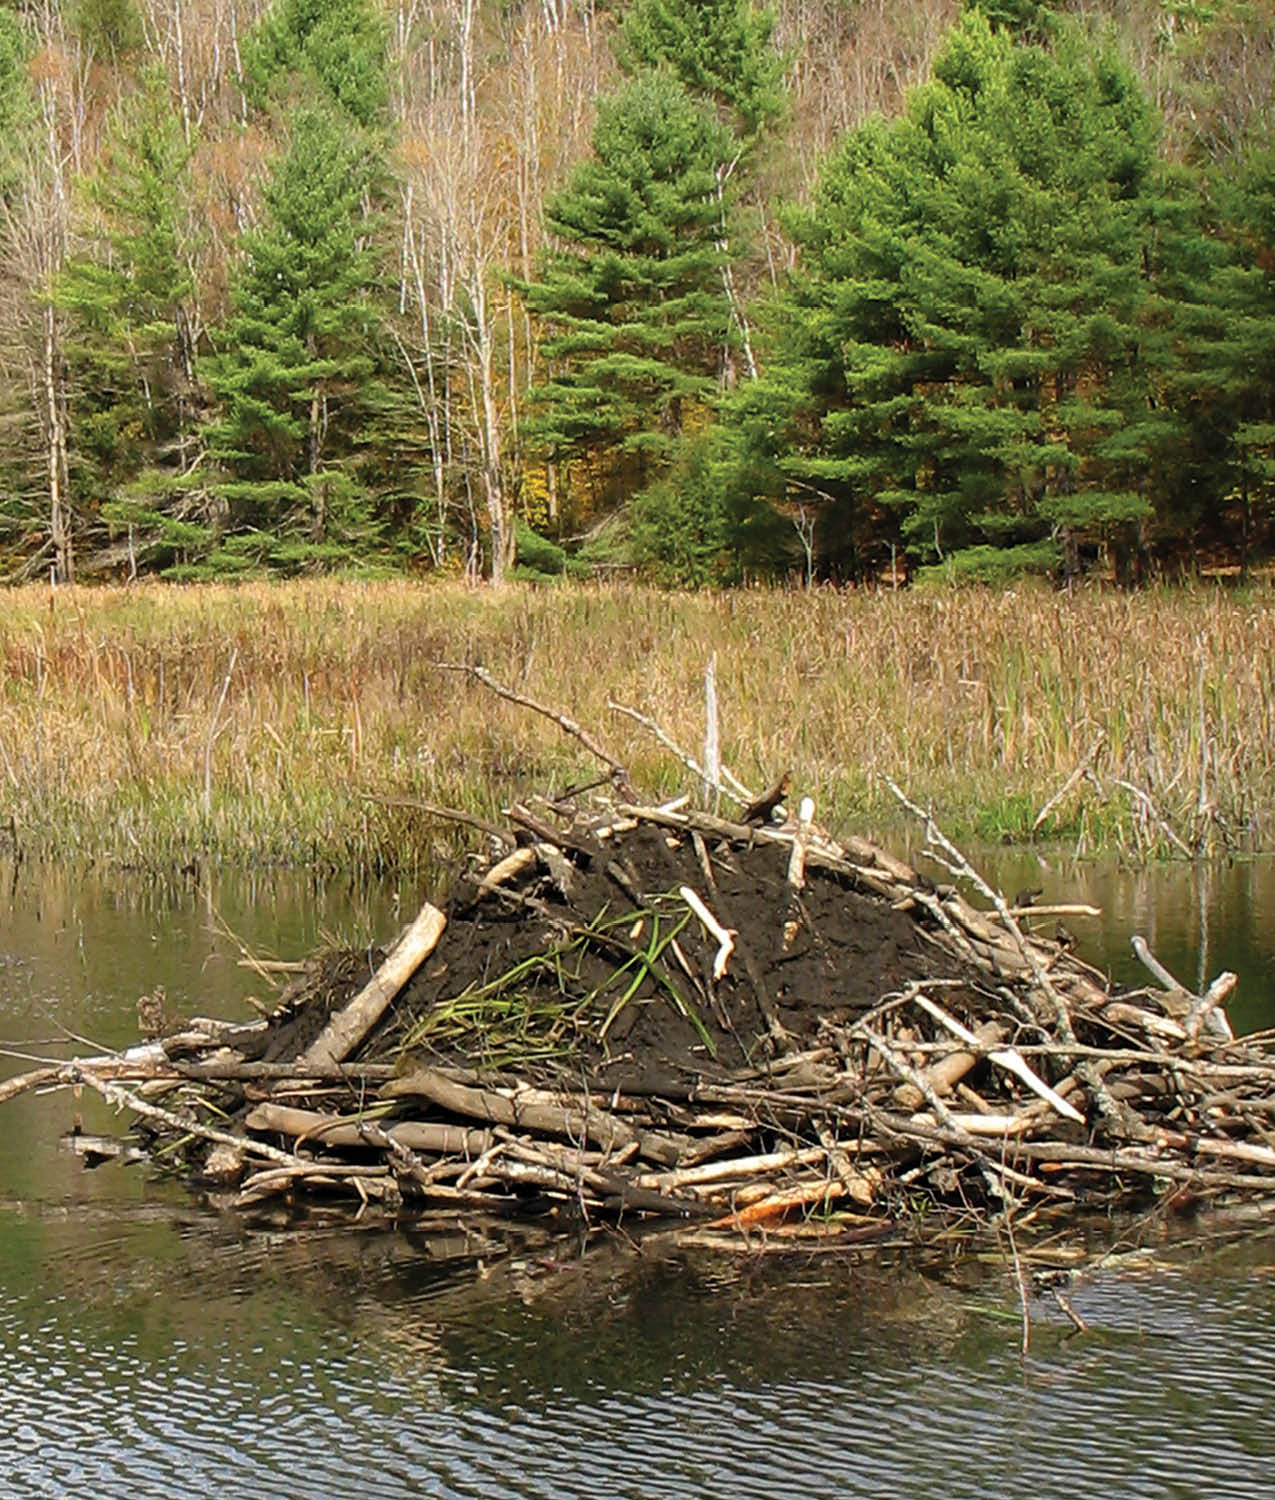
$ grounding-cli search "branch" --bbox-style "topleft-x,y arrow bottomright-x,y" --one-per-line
440,662 -> 634,794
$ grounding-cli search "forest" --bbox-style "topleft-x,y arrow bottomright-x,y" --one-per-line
0,0 -> 1272,587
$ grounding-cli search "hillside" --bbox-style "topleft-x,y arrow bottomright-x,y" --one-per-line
0,0 -> 1271,584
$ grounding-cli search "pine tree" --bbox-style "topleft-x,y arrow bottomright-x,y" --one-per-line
0,9 -> 37,562
71,0 -> 145,61
727,13 -> 1168,582
241,0 -> 389,130
520,71 -> 736,520
53,72 -> 203,569
0,9 -> 30,205
616,0 -> 786,146
201,104 -> 382,571
1205,145 -> 1275,570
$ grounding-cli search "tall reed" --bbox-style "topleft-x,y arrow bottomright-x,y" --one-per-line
1,578 -> 1271,869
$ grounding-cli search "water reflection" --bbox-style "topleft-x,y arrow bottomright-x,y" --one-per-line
951,849 -> 1275,1034
2,1197 -> 1274,1500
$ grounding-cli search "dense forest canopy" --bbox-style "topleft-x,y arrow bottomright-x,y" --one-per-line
0,0 -> 1271,585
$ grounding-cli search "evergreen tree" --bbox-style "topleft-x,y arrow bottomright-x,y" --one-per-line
1202,145 -> 1275,570
53,73 -> 203,567
241,0 -> 389,130
0,9 -> 30,204
196,0 -> 399,574
71,0 -> 144,61
726,13 -> 1168,582
0,9 -> 37,562
201,105 -> 382,570
616,0 -> 786,146
521,71 -> 736,519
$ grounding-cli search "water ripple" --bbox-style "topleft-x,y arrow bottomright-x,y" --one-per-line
3,1228 -> 1275,1499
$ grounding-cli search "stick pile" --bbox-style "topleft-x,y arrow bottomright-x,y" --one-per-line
5,792 -> 1273,1241
4,667 -> 1274,1246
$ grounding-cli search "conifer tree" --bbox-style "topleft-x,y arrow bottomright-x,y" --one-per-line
195,0 -> 396,574
521,71 -> 736,517
616,0 -> 785,146
0,9 -> 30,205
727,13 -> 1167,582
202,104 -> 381,569
53,73 -> 203,567
241,0 -> 389,129
1204,145 -> 1275,570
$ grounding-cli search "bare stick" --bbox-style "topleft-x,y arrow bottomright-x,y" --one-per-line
384,1065 -> 682,1164
202,646 -> 238,819
680,885 -> 736,981
476,846 -> 539,895
299,901 -> 446,1068
607,699 -> 751,804
893,1019 -> 1006,1110
1033,730 -> 1105,833
1186,971 -> 1238,1043
1131,936 -> 1235,1043
76,1069 -> 299,1167
243,1103 -> 493,1157
440,662 -> 633,793
1131,935 -> 1190,997
912,992 -> 1086,1125
1001,904 -> 1102,921
361,792 -> 515,850
1114,780 -> 1194,858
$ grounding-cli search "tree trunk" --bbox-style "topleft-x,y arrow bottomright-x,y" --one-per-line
42,303 -> 71,582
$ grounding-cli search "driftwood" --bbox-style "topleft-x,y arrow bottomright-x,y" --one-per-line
299,902 -> 446,1069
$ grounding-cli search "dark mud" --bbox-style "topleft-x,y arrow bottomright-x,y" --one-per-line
254,822 -> 968,1089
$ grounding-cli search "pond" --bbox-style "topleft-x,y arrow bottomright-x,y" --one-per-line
2,853 -> 1274,1498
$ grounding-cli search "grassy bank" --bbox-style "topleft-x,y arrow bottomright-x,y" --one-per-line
2,578 -> 1272,871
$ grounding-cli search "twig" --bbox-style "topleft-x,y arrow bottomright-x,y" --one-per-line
911,992 -> 1086,1125
1032,730 -> 1105,833
202,646 -> 238,819
680,886 -> 736,981
607,699 -> 751,804
75,1068 -> 298,1166
1114,780 -> 1194,858
884,777 -> 1128,1131
361,792 -> 515,850
441,662 -> 634,794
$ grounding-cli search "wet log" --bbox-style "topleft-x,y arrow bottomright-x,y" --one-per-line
243,1102 -> 493,1156
893,1020 -> 1006,1111
384,1066 -> 684,1165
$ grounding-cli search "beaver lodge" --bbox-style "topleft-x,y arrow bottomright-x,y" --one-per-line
5,667 -> 1275,1268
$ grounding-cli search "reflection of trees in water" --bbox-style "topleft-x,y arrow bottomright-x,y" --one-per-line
2,1191 -> 987,1400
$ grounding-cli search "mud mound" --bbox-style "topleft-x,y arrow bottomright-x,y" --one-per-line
373,822 -> 967,1090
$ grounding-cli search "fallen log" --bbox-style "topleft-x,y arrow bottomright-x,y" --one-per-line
243,1102 -> 494,1157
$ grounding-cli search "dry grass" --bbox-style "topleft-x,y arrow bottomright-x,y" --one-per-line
2,577 -> 1273,870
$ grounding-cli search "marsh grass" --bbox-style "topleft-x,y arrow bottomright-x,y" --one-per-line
2,577 -> 1273,870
